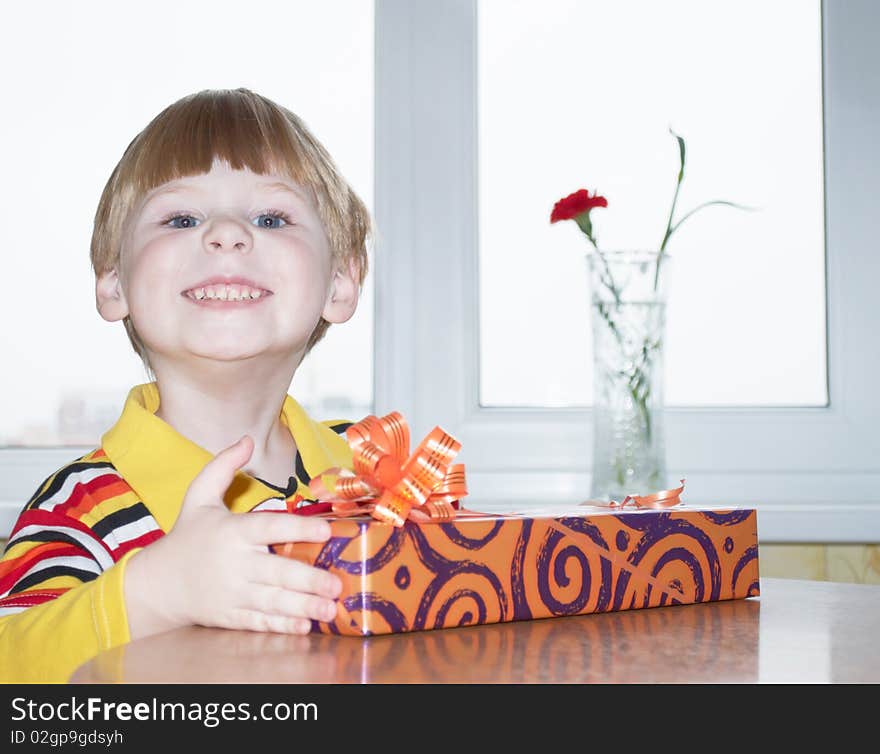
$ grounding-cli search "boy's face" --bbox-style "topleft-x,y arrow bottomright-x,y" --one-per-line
97,158 -> 357,370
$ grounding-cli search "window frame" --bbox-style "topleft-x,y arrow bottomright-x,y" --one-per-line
2,0 -> 877,543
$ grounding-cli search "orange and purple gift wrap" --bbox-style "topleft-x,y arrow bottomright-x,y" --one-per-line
272,412 -> 760,636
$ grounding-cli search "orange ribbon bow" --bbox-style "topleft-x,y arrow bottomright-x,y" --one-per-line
308,412 -> 468,527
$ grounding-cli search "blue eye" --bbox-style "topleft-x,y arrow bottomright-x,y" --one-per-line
253,211 -> 292,229
163,214 -> 200,229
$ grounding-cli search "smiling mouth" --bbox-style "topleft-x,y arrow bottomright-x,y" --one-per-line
182,283 -> 273,302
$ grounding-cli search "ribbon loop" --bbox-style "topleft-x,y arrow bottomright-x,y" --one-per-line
580,479 -> 687,510
308,413 -> 468,527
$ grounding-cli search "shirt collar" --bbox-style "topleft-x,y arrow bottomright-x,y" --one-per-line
101,382 -> 353,532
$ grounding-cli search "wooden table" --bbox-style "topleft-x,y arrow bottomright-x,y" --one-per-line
70,578 -> 880,683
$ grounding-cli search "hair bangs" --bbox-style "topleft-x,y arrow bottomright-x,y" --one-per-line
126,90 -> 319,203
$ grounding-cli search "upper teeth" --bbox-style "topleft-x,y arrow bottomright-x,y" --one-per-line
186,284 -> 267,301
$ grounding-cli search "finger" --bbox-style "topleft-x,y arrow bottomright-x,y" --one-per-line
223,609 -> 313,635
245,584 -> 339,625
236,510 -> 333,547
184,435 -> 254,510
250,550 -> 342,599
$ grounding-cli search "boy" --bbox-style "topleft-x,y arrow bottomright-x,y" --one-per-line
0,88 -> 371,683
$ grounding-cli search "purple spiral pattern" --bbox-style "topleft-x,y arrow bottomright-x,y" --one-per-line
732,544 -> 759,595
537,530 -> 593,615
612,570 -> 635,611
315,522 -> 404,575
439,519 -> 505,548
343,592 -> 407,635
650,546 -> 704,605
407,525 -> 509,631
553,517 -> 614,612
617,512 -> 722,602
434,588 -> 487,628
511,519 -> 534,621
700,510 -> 755,526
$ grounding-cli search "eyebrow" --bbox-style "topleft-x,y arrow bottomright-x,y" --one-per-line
143,180 -> 307,205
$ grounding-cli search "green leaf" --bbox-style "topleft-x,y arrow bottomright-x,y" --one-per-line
669,126 -> 686,182
669,199 -> 759,237
659,127 -> 687,256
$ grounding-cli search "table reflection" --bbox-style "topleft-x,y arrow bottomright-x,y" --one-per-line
74,597 -> 760,684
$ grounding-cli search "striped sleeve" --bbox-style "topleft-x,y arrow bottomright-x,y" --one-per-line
1,509 -> 114,614
0,451 -> 162,682
0,450 -> 162,614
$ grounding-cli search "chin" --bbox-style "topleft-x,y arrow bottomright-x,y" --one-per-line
150,340 -> 273,364
188,339 -> 304,364
146,331 -> 307,366
192,348 -> 273,363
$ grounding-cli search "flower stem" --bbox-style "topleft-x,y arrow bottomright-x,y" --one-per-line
656,128 -> 686,291
598,304 -> 663,490
597,300 -> 655,449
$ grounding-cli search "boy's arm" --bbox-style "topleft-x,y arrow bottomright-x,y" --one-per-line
0,508 -> 141,683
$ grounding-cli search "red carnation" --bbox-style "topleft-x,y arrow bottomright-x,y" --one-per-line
550,189 -> 608,223
550,188 -> 607,247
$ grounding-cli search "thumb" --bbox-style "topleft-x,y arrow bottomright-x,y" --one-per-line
182,435 -> 255,511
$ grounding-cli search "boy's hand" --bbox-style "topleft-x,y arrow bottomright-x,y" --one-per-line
124,435 -> 342,639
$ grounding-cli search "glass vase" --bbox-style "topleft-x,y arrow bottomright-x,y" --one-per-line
586,250 -> 672,502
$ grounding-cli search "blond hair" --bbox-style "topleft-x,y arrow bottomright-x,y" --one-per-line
90,88 -> 371,376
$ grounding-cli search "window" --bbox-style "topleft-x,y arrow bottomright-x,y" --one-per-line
372,0 -> 880,542
0,0 -> 373,534
478,0 -> 826,409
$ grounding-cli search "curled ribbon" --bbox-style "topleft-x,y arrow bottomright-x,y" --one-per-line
308,412 -> 468,527
579,478 -> 686,510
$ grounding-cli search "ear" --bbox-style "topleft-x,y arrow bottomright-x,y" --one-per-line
96,267 -> 130,323
322,256 -> 361,324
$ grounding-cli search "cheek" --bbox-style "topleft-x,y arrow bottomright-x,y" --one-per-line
281,250 -> 334,307
123,244 -> 181,325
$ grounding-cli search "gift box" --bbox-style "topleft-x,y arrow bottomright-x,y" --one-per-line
272,411 -> 759,636
273,504 -> 760,636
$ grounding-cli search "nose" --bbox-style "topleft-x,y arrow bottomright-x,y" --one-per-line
203,215 -> 253,254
